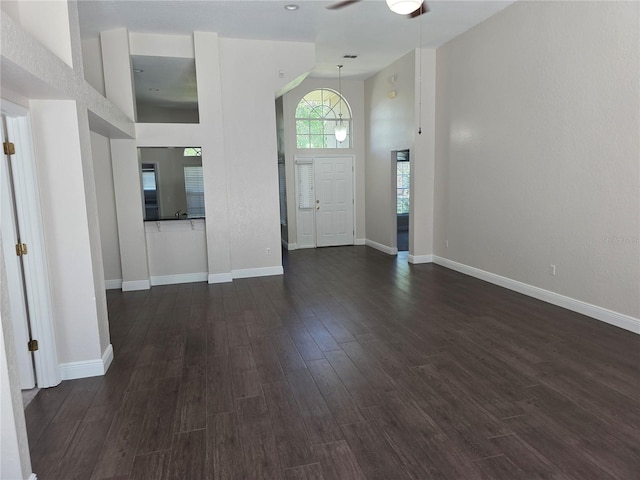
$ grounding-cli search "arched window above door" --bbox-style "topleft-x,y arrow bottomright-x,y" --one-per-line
295,89 -> 351,149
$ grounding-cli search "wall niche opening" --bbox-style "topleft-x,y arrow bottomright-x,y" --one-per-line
132,55 -> 199,123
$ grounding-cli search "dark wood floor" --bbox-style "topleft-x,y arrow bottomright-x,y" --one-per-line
25,246 -> 640,479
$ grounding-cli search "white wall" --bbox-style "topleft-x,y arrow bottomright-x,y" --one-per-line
145,220 -> 208,284
219,37 -> 315,274
91,131 -> 122,286
3,0 -> 73,67
282,76 -> 366,248
82,37 -> 105,96
29,100 -> 107,364
434,1 -> 640,320
364,51 -> 416,252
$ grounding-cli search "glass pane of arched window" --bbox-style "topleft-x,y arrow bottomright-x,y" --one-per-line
295,89 -> 351,149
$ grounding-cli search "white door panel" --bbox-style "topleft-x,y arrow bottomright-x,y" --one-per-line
1,119 -> 35,389
314,156 -> 353,247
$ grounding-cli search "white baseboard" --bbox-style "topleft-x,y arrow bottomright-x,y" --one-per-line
208,272 -> 233,284
121,279 -> 150,291
59,344 -> 113,380
29,474 -> 38,480
365,239 -> 398,255
433,256 -> 640,335
232,266 -> 284,279
355,238 -> 366,246
408,254 -> 433,264
287,242 -> 298,251
102,343 -> 114,373
150,272 -> 208,286
104,279 -> 122,290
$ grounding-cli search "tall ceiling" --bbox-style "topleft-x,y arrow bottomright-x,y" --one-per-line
78,0 -> 515,80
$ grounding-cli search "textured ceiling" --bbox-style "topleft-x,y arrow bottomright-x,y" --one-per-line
78,0 -> 515,80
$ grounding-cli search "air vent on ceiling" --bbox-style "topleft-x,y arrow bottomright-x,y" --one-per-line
343,54 -> 358,59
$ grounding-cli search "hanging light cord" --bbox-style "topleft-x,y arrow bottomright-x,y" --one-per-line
418,9 -> 423,135
338,64 -> 343,124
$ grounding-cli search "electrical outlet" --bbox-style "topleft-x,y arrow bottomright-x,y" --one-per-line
445,240 -> 449,248
550,264 -> 556,276
266,248 -> 271,256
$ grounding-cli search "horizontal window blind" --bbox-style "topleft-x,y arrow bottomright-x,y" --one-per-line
184,166 -> 205,217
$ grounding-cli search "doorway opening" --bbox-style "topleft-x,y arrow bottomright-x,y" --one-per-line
396,149 -> 410,252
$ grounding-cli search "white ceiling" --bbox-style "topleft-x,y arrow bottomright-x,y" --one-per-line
78,0 -> 516,80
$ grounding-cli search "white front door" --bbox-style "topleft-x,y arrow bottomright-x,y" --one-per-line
295,156 -> 355,249
314,156 -> 353,247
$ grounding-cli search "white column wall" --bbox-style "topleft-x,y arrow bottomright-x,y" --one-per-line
218,38 -> 315,275
29,99 -> 103,365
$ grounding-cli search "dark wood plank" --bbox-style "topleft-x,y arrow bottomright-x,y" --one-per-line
323,349 -> 381,408
306,358 -> 363,426
250,335 -> 287,384
167,430 -> 206,480
174,364 -> 206,433
286,322 -> 325,361
311,440 -> 367,480
237,395 -> 281,479
284,463 -> 325,480
285,369 -> 343,445
208,412 -> 245,480
262,381 -> 314,469
229,345 -> 262,399
206,354 -> 235,415
91,389 -> 150,479
340,420 -> 411,480
52,405 -> 117,480
271,331 -> 309,375
300,316 -> 341,352
137,376 -> 180,454
226,315 -> 250,347
129,451 -> 170,480
207,319 -> 229,357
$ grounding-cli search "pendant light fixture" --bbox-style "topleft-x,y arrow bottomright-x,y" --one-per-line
386,0 -> 423,15
334,64 -> 348,143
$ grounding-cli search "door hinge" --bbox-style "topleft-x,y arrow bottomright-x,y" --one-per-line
3,141 -> 15,155
15,243 -> 27,256
28,339 -> 39,352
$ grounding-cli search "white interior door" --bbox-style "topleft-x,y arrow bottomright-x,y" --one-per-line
314,156 -> 354,247
1,117 -> 35,389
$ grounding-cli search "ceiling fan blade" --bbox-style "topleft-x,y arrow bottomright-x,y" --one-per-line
326,0 -> 361,10
408,2 -> 430,18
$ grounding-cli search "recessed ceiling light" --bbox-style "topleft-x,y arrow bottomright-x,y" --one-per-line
284,4 -> 299,11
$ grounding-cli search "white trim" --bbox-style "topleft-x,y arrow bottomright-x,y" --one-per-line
408,254 -> 433,264
355,238 -> 366,246
102,344 -> 114,372
104,279 -> 122,290
29,474 -> 38,480
232,266 -> 284,279
59,344 -> 113,380
121,279 -> 151,291
208,272 -> 233,284
433,256 -> 640,335
286,242 -> 298,250
2,105 -> 60,388
365,239 -> 398,255
150,272 -> 208,286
